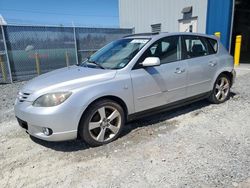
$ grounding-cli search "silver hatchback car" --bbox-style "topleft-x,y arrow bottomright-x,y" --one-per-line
15,32 -> 236,146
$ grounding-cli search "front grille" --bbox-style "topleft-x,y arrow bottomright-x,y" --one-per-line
17,92 -> 31,102
17,117 -> 28,130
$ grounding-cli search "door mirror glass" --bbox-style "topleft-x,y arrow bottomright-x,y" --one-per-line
142,57 -> 161,67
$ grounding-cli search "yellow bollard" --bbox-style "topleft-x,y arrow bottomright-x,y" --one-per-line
0,55 -> 7,82
214,32 -> 221,38
234,35 -> 242,67
35,52 -> 41,75
65,51 -> 69,67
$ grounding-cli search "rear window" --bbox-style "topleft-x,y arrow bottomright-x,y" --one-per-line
207,38 -> 218,53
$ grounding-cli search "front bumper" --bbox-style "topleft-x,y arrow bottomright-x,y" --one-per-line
14,99 -> 85,141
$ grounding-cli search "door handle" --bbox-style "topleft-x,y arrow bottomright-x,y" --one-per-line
175,67 -> 185,74
209,61 -> 217,67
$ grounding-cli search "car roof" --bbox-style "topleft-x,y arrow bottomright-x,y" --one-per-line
124,32 -> 218,41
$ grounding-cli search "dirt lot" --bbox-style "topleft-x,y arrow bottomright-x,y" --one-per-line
1,68 -> 250,188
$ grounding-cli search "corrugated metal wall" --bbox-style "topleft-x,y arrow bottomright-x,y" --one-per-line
119,0 -> 208,33
206,0 -> 234,49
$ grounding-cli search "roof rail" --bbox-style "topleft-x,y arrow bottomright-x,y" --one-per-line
123,32 -> 159,38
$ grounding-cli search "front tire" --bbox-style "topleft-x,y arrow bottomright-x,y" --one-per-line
79,99 -> 125,147
208,74 -> 231,104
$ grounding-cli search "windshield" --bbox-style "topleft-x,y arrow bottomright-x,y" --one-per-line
80,38 -> 149,69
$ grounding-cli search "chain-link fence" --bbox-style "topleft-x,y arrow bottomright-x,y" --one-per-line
0,25 -> 133,83
76,27 -> 133,62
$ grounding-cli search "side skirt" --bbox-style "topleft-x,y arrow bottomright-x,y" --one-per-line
127,91 -> 211,122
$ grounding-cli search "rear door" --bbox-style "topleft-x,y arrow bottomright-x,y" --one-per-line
182,35 -> 218,97
130,35 -> 188,112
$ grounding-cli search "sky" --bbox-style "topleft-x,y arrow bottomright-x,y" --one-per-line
0,0 -> 119,27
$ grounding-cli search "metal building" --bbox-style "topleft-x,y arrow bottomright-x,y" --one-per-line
119,0 -> 207,33
119,0 -> 250,63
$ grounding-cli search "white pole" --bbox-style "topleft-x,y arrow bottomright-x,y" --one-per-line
229,0 -> 235,53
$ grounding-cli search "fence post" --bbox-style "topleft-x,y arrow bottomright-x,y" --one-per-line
132,27 -> 135,34
65,51 -> 69,67
0,54 -> 7,82
73,26 -> 79,65
35,52 -> 41,75
1,25 -> 13,83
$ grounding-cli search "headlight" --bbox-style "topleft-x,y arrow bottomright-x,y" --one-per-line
33,92 -> 72,107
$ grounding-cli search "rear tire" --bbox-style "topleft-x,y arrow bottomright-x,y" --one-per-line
79,99 -> 125,147
208,74 -> 231,104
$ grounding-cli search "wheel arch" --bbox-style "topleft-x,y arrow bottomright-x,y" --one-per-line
216,71 -> 234,87
77,95 -> 128,138
208,70 -> 233,104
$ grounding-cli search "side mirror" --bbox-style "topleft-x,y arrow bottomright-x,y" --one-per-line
142,57 -> 161,67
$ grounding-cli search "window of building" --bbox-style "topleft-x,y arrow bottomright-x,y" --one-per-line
182,6 -> 193,20
151,23 -> 161,33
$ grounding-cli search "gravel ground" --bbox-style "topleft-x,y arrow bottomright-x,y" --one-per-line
0,69 -> 250,188
0,82 -> 25,124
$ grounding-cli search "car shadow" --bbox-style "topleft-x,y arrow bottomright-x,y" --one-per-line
31,92 -> 237,152
123,92 -> 237,132
30,136 -> 90,152
121,99 -> 211,137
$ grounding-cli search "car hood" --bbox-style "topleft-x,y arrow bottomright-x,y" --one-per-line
21,65 -> 117,93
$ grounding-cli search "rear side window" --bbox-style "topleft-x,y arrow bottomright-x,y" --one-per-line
207,38 -> 218,53
183,35 -> 210,58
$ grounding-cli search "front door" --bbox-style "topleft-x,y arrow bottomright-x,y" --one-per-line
130,36 -> 188,113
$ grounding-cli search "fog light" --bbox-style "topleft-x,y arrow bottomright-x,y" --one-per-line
42,127 -> 52,136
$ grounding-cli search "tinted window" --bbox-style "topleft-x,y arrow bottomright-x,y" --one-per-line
183,36 -> 210,58
207,38 -> 218,53
138,36 -> 181,65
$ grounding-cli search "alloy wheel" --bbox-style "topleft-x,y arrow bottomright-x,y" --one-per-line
88,106 -> 121,142
215,77 -> 230,102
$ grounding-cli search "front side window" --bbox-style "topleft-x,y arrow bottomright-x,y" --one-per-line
183,36 -> 210,58
81,38 -> 149,69
137,36 -> 181,65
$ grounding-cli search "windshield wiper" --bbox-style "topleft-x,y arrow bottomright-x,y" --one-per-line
83,58 -> 105,69
88,61 -> 105,69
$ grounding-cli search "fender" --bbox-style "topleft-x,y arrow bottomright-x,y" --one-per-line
72,74 -> 135,125
210,56 -> 234,89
